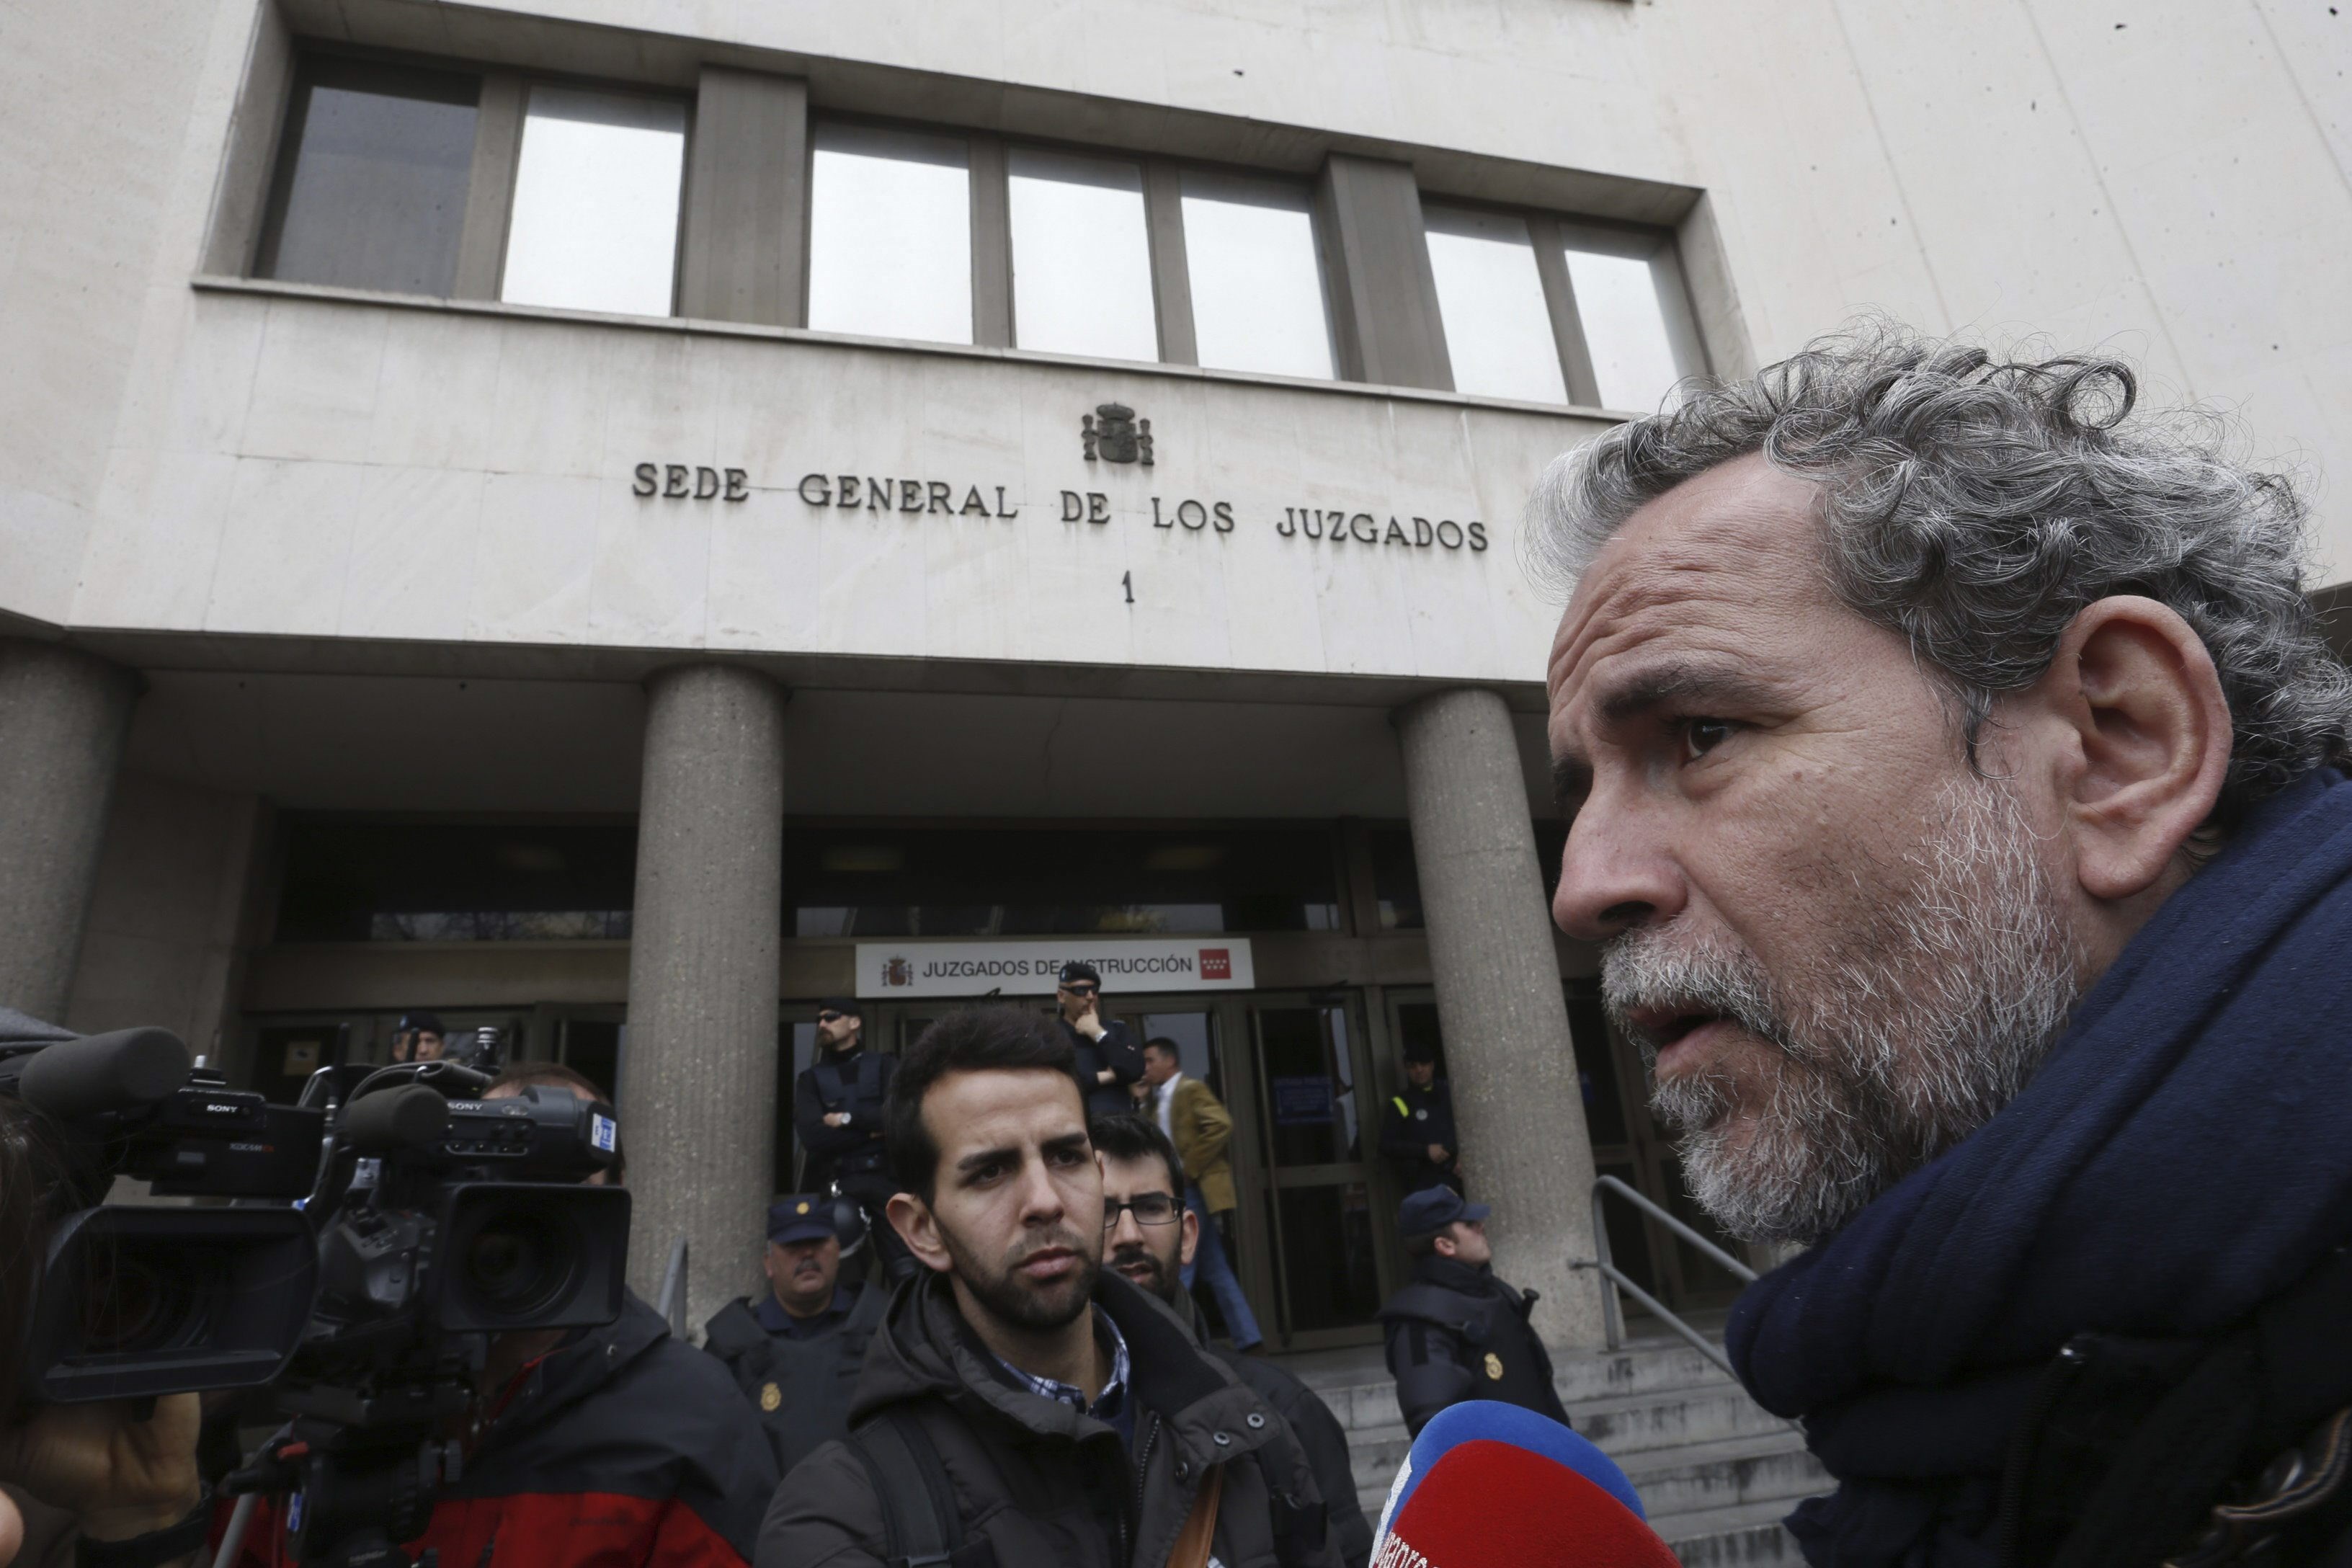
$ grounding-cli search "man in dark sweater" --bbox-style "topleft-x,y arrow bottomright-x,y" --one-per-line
1537,329 -> 2352,1562
791,998 -> 914,1283
1377,1187 -> 1568,1439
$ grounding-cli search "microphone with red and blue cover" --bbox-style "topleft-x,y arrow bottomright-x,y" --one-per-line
1371,1400 -> 1679,1568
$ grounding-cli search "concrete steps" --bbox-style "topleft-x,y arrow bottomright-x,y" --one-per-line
1286,1336 -> 1824,1566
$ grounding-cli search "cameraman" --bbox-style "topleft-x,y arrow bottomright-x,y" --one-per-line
220,1062 -> 777,1568
0,1022 -> 209,1568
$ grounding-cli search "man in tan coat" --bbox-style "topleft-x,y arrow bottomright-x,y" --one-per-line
1140,1038 -> 1262,1350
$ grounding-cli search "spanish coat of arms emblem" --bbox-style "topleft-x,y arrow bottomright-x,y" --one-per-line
1081,403 -> 1153,465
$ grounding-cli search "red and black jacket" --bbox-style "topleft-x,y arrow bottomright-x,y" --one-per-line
223,1293 -> 778,1568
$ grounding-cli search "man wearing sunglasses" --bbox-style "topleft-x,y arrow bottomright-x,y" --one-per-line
793,998 -> 915,1283
1092,1113 -> 1371,1568
1053,961 -> 1145,1119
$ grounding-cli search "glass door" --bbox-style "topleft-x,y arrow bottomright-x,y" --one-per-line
1249,997 -> 1384,1348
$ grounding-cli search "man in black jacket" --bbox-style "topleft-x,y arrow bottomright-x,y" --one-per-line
1377,1187 -> 1568,1439
792,998 -> 914,1282
1376,1039 -> 1460,1196
757,1007 -> 1340,1568
703,1195 -> 888,1476
1054,961 -> 1145,1118
1091,1113 -> 1373,1568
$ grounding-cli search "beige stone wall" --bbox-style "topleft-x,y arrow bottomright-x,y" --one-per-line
6,0 -> 2349,659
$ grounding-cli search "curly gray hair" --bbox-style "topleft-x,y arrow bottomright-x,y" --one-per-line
1527,323 -> 2352,828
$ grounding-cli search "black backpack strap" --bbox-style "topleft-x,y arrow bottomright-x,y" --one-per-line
847,1410 -> 996,1568
1250,1448 -> 1330,1568
856,1051 -> 886,1103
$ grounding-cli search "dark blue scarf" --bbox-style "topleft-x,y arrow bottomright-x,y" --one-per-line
1726,768 -> 2352,1565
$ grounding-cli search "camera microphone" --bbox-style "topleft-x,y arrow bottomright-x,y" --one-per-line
18,1026 -> 190,1120
1371,1402 -> 1680,1568
342,1083 -> 451,1154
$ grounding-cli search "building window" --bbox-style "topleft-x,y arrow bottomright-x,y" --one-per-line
258,60 -> 480,295
1179,170 -> 1335,380
1560,228 -> 1689,414
1422,204 -> 1568,404
499,86 -> 687,315
805,121 -> 974,343
1007,146 -> 1157,362
257,53 -> 687,317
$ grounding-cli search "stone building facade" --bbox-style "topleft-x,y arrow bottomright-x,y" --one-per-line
4,0 -> 2348,1344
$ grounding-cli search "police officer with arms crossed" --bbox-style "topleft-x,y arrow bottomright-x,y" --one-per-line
1377,1187 -> 1570,1438
793,999 -> 916,1283
703,1196 -> 888,1476
1054,962 -> 1145,1120
1376,1038 -> 1460,1195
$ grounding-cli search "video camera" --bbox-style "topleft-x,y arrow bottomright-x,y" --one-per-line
1,1020 -> 631,1567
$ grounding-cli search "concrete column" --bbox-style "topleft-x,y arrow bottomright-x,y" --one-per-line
1396,687 -> 1603,1348
0,641 -> 138,1020
619,664 -> 786,1335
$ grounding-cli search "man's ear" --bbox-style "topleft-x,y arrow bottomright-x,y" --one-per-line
1431,1231 -> 1458,1260
2025,595 -> 2232,900
886,1192 -> 953,1274
1178,1206 -> 1200,1271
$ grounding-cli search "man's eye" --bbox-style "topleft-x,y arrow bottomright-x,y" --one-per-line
1049,1147 -> 1087,1168
1680,718 -> 1735,760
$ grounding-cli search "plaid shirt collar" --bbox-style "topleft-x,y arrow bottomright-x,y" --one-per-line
993,1305 -> 1131,1422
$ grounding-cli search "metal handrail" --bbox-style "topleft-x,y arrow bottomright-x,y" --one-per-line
1570,1174 -> 1757,1380
656,1233 -> 690,1340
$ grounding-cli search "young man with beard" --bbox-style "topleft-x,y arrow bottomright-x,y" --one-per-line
1536,325 -> 2352,1566
1090,1113 -> 1371,1568
756,1008 -> 1341,1568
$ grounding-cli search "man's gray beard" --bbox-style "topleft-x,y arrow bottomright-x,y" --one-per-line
1602,778 -> 2085,1245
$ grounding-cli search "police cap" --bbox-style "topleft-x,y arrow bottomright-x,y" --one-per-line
1399,1185 -> 1490,1241
767,1195 -> 837,1247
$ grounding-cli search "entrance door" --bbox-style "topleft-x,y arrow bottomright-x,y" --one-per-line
1247,999 -> 1386,1348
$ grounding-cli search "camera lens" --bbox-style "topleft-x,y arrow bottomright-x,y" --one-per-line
455,1200 -> 581,1322
79,1246 -> 205,1355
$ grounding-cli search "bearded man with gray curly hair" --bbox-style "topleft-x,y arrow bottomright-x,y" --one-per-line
1534,324 -> 2352,1567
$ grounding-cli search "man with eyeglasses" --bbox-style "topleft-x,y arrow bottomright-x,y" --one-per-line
1092,1113 -> 1371,1568
793,998 -> 914,1283
1139,1037 -> 1262,1353
1053,961 -> 1145,1119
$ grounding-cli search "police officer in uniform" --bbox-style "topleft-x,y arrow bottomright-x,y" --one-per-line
703,1195 -> 886,1476
790,998 -> 914,1282
1053,960 -> 1145,1118
1378,1037 -> 1461,1195
1377,1187 -> 1571,1438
